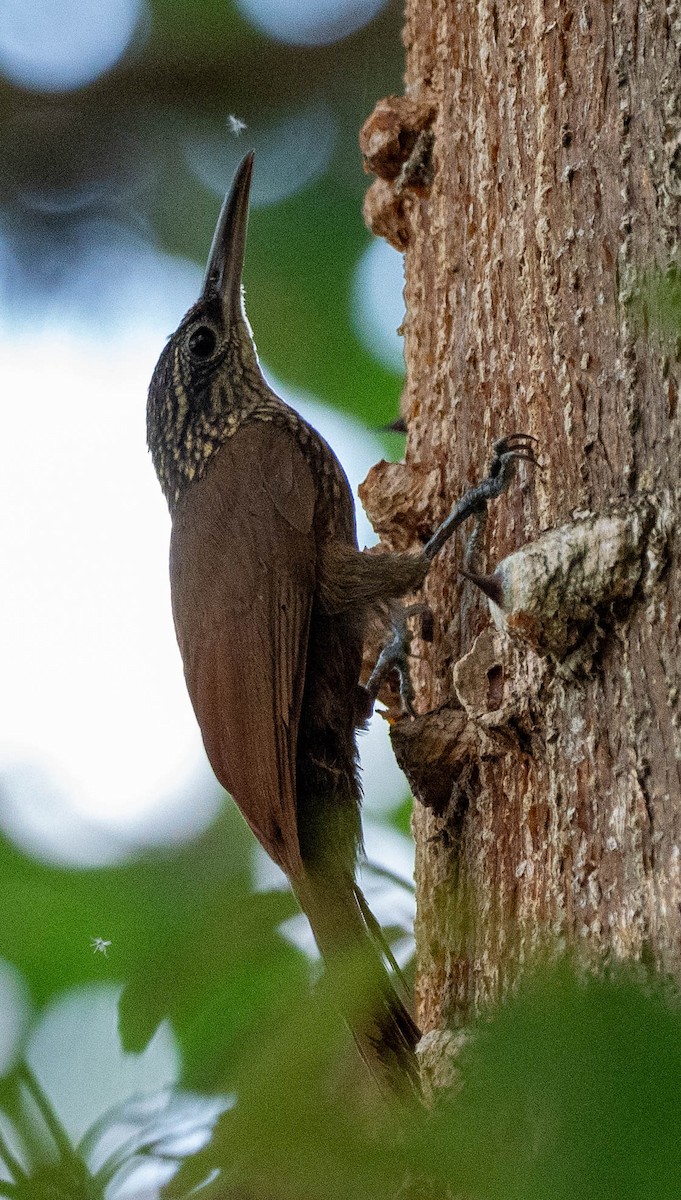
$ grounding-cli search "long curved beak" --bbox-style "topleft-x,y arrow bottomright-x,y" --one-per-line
200,152 -> 254,317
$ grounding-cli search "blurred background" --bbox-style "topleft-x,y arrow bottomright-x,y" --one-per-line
0,0 -> 416,1193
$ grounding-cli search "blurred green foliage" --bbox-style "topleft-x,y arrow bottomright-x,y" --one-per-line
6,949 -> 681,1198
246,177 -> 401,425
148,0 -> 255,50
163,961 -> 681,1200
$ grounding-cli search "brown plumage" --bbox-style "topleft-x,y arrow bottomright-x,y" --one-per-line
147,153 -> 535,1100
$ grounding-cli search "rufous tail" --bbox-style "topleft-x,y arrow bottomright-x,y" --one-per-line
293,869 -> 422,1103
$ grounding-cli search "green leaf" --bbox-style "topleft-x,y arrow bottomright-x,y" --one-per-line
388,795 -> 414,838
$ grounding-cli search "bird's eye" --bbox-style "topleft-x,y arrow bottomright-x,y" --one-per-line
188,326 -> 217,359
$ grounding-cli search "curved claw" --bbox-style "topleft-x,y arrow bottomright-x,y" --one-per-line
366,622 -> 417,717
491,434 -> 543,478
424,434 -> 541,563
494,432 -> 539,451
502,448 -> 543,470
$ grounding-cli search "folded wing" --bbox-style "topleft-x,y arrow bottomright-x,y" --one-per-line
169,420 -> 317,879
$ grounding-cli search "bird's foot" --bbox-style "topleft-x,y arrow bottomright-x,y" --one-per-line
366,607 -> 417,717
367,437 -> 539,716
423,433 -> 540,563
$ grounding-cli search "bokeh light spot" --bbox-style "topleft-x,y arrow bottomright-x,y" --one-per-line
186,101 -> 336,209
26,984 -> 179,1145
235,0 -> 387,45
0,0 -> 146,92
352,237 -> 405,373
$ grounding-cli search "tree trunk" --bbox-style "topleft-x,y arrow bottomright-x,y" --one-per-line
360,0 -> 681,1063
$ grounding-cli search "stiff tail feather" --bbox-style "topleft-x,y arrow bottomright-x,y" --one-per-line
293,870 -> 422,1102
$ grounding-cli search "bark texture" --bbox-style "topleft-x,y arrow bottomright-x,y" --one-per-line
360,0 -> 681,1043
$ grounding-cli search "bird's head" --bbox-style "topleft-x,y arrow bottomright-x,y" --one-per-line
147,152 -> 265,508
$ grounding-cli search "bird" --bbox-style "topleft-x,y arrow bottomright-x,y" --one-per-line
147,151 -> 536,1101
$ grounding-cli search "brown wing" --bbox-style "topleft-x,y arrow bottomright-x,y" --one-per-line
169,420 -> 317,878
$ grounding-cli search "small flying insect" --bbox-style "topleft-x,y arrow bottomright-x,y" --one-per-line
90,937 -> 112,956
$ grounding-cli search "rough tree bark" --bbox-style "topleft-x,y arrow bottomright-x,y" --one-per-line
359,0 -> 681,1076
